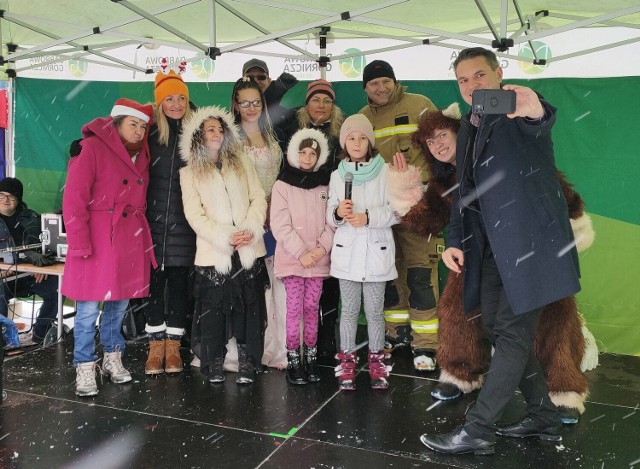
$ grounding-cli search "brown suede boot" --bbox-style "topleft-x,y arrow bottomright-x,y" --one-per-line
145,339 -> 165,375
165,339 -> 183,374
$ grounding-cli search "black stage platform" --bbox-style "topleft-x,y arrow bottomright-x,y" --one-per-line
1,339 -> 639,468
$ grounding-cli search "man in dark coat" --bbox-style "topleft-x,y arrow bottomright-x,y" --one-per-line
242,58 -> 298,135
0,177 -> 58,344
420,47 -> 581,456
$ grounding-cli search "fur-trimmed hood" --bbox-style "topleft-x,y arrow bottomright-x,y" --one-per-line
179,105 -> 242,175
286,127 -> 329,171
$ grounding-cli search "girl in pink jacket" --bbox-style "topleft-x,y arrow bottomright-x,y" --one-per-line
270,128 -> 334,385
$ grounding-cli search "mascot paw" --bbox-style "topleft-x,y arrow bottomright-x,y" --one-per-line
558,406 -> 581,425
431,381 -> 462,400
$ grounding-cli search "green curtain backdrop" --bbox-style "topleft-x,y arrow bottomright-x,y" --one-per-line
13,76 -> 640,355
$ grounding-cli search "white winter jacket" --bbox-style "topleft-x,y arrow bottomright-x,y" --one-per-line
179,106 -> 267,273
326,160 -> 398,282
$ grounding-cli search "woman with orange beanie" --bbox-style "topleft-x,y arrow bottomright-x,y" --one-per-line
143,70 -> 197,375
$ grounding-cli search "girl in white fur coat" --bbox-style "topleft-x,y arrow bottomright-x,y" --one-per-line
179,106 -> 269,385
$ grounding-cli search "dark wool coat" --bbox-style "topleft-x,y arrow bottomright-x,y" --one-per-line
398,139 -> 592,408
448,101 -> 581,315
146,119 -> 196,268
0,203 -> 41,246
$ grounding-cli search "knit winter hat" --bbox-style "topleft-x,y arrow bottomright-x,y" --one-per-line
362,60 -> 396,87
287,128 -> 329,171
0,177 -> 23,203
111,98 -> 154,124
154,70 -> 189,107
242,58 -> 269,76
305,79 -> 336,103
299,137 -> 320,152
339,114 -> 375,149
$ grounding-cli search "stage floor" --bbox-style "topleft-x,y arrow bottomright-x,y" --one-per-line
2,338 -> 639,468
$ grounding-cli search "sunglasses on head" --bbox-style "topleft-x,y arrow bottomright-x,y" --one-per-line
246,74 -> 268,81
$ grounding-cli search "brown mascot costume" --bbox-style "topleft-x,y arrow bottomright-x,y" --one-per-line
387,103 -> 597,424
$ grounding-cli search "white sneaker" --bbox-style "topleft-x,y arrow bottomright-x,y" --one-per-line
75,362 -> 99,397
103,350 -> 132,384
413,351 -> 437,371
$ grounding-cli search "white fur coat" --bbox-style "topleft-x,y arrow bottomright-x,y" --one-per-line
179,106 -> 267,273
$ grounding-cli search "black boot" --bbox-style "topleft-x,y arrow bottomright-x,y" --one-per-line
208,357 -> 225,384
286,350 -> 307,385
236,344 -> 256,385
304,345 -> 320,383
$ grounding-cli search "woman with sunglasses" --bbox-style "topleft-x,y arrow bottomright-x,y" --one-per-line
231,77 -> 287,370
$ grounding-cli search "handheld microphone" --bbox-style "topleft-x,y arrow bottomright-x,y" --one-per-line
344,172 -> 353,200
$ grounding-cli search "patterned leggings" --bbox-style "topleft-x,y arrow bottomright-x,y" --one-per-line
339,279 -> 386,352
283,276 -> 324,350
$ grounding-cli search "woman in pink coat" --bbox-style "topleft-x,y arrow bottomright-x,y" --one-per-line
62,98 -> 156,397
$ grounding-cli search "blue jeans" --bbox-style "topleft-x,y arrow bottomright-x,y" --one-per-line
73,300 -> 129,366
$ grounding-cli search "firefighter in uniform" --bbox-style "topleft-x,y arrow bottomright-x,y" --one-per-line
359,60 -> 441,370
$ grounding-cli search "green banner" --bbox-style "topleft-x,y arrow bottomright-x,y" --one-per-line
13,76 -> 640,355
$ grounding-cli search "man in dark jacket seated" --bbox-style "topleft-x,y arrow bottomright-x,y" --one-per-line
0,177 -> 58,344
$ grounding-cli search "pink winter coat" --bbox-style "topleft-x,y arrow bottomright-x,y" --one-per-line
270,180 -> 334,279
62,117 -> 157,301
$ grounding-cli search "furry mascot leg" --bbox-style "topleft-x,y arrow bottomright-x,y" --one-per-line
434,279 -> 591,425
433,273 -> 490,399
535,296 -> 590,423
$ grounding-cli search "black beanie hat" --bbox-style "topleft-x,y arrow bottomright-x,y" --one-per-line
0,177 -> 23,203
362,60 -> 396,88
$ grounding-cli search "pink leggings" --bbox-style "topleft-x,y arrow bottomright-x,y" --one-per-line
282,276 -> 323,350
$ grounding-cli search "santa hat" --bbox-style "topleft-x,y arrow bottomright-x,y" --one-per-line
286,128 -> 329,171
110,98 -> 154,124
154,70 -> 189,107
339,114 -> 375,149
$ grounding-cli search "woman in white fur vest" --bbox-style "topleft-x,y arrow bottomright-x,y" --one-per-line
179,106 -> 269,385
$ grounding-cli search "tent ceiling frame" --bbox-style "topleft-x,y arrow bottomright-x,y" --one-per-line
115,0 -> 210,55
100,31 -> 202,52
3,0 -> 200,62
219,0 -> 408,53
0,0 -> 638,74
217,0 -> 316,60
509,5 -> 640,43
0,13 -> 148,73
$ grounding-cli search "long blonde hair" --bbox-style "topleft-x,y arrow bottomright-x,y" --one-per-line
296,103 -> 344,139
154,103 -> 193,146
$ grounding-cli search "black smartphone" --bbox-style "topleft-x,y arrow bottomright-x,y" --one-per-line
472,89 -> 516,115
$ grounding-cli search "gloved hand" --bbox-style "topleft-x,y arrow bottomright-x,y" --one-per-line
23,251 -> 57,267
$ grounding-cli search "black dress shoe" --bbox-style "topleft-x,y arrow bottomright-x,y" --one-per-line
420,426 -> 495,455
496,416 -> 562,441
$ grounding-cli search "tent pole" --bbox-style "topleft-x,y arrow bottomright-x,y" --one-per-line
318,27 -> 329,80
5,72 -> 14,178
209,0 -> 216,49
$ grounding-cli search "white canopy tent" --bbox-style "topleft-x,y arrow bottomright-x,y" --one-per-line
1,0 -> 640,77
2,1 -> 640,356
